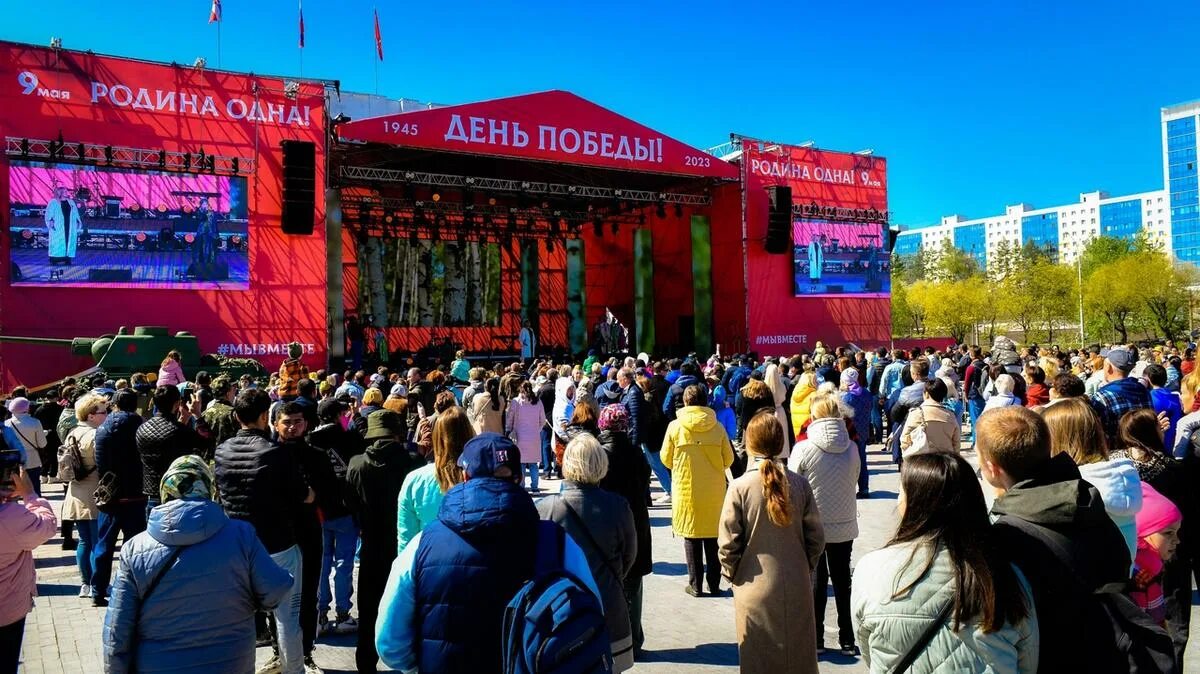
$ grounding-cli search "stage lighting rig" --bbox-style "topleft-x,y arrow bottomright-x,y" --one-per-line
655,202 -> 667,219
49,37 -> 63,50
193,57 -> 207,71
593,215 -> 604,237
675,203 -> 683,218
284,81 -> 300,100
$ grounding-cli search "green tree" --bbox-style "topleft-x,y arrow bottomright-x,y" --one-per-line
990,239 -> 1021,281
929,239 -> 981,281
1141,254 -> 1198,342
1085,256 -> 1145,343
906,281 -> 933,337
891,282 -> 915,338
1035,261 -> 1077,343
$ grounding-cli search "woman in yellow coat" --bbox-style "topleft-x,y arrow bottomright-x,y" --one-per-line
661,383 -> 734,597
790,371 -> 817,439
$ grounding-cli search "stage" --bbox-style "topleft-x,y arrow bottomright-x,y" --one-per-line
10,248 -> 249,289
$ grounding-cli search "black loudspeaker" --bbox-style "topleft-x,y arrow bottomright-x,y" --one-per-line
88,268 -> 133,282
765,185 -> 792,254
281,140 -> 316,235
188,261 -> 229,280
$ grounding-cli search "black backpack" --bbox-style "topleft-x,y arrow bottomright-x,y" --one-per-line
999,516 -> 1177,674
965,359 -> 986,400
867,360 -> 889,396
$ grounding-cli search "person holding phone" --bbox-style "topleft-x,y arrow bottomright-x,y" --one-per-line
0,460 -> 59,673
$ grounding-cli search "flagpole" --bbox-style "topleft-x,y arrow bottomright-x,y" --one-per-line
298,0 -> 304,78
373,5 -> 380,95
217,20 -> 222,69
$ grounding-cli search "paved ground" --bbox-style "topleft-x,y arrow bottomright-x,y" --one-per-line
18,443 -> 1200,673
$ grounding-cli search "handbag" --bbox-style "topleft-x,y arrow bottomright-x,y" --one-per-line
93,471 -> 119,509
889,599 -> 952,674
904,409 -> 930,456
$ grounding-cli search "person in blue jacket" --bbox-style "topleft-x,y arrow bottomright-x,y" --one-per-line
375,433 -> 599,674
102,455 -> 293,674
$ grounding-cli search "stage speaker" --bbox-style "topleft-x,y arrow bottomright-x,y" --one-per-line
281,140 -> 316,235
88,268 -> 133,282
188,261 -> 229,280
765,185 -> 792,254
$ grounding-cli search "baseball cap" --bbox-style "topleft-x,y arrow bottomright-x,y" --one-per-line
458,432 -> 522,479
316,398 -> 347,422
1106,348 -> 1135,373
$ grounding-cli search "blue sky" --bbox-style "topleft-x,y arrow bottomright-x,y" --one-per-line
3,1 -> 1198,228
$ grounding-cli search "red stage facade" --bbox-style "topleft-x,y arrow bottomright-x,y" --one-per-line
0,42 -> 329,389
740,140 -> 891,355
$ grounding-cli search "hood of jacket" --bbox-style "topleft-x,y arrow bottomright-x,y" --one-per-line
1077,458 -> 1142,518
991,453 -> 1113,528
364,438 -> 411,465
147,498 -> 229,547
676,405 -> 717,432
673,374 -> 700,392
595,380 -> 623,404
437,476 -> 538,544
806,416 -> 850,453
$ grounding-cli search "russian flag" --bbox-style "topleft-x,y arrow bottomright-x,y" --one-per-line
209,0 -> 221,23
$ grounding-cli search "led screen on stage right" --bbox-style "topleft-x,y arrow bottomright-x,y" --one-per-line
793,218 -> 889,297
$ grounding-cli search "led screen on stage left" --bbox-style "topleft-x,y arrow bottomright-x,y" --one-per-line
792,218 -> 889,298
7,160 -> 250,289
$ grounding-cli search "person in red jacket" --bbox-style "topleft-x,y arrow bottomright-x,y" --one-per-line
1023,364 -> 1050,408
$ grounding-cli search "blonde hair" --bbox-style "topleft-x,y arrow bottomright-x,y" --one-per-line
563,433 -> 608,484
75,393 -> 108,422
1183,366 -> 1200,411
1038,357 -> 1059,381
810,394 -> 842,420
1043,398 -> 1108,465
794,371 -> 817,391
746,412 -> 791,527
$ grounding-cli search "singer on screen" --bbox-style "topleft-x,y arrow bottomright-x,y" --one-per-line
807,233 -> 826,286
44,185 -> 82,265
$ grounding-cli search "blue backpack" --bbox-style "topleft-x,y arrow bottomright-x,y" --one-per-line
502,521 -> 613,674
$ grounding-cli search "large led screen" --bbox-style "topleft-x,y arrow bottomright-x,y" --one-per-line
793,218 -> 889,297
8,160 -> 249,288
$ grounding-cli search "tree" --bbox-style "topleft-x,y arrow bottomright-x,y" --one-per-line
990,239 -> 1021,281
1001,271 -> 1040,339
1085,256 -> 1145,343
929,239 -> 981,282
921,277 -> 988,344
906,281 -> 933,337
1035,261 -> 1077,343
1140,254 -> 1198,342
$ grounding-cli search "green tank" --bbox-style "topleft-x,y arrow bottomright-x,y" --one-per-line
0,325 -> 266,385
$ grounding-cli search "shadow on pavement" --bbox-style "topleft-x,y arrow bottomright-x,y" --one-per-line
36,582 -> 86,596
651,561 -> 687,576
639,642 -> 738,666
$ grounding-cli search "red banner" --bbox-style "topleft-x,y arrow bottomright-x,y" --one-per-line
741,141 -> 890,355
743,141 -> 887,210
337,90 -> 738,179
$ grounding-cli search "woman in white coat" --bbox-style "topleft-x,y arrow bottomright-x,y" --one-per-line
852,451 -> 1038,674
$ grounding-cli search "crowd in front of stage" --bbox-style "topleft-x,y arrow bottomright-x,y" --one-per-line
0,336 -> 1197,673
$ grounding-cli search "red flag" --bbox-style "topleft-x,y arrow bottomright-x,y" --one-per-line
209,0 -> 221,23
374,8 -> 383,61
299,2 -> 305,48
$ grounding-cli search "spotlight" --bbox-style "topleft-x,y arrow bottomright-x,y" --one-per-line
656,202 -> 666,219
49,37 -> 63,50
593,215 -> 603,237
674,203 -> 683,218
231,157 -> 239,174
487,196 -> 497,206
134,231 -> 147,243
283,81 -> 300,100
183,153 -> 191,171
19,138 -> 29,157
158,151 -> 167,170
431,192 -> 441,202
385,213 -> 394,224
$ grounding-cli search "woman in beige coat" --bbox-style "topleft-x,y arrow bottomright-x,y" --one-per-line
899,378 -> 961,456
719,410 -> 825,673
61,393 -> 107,599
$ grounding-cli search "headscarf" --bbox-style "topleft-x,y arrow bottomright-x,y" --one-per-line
6,397 -> 30,415
841,368 -> 862,395
764,363 -> 787,407
160,454 -> 216,503
598,404 -> 629,433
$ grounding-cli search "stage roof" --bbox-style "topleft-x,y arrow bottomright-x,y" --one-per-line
336,90 -> 738,180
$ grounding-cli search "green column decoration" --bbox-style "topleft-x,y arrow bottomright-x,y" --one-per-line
566,239 -> 587,354
691,215 -> 714,356
634,228 -> 655,355
520,239 -> 540,328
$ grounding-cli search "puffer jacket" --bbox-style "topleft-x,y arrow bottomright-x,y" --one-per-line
102,499 -> 292,674
661,406 -> 734,539
1077,458 -> 1142,564
0,497 -> 58,628
136,416 -> 208,498
852,541 -> 1039,674
213,429 -> 309,554
789,382 -> 816,436
94,410 -> 146,502
788,417 -> 861,543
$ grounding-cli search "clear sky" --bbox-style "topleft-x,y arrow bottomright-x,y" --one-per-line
3,1 -> 1198,228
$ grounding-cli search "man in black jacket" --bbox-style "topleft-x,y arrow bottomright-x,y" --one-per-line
344,410 -> 420,674
135,386 -> 206,510
979,406 -> 1133,673
215,389 -> 314,674
275,401 -> 338,666
89,390 -> 145,607
536,370 -> 558,479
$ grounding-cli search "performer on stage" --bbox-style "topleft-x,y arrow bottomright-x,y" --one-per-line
194,198 -> 218,266
44,185 -> 82,265
519,319 -> 537,363
807,233 -> 826,287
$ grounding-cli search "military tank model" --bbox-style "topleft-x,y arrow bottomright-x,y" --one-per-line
0,325 -> 267,390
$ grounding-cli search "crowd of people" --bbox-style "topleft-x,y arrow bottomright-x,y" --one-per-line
0,336 -> 1196,673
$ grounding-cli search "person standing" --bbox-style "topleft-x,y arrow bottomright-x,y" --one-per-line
136,386 -> 205,512
807,234 -> 825,287
102,455 -> 293,674
279,343 -> 310,402
3,398 -> 45,494
1089,348 -> 1152,442
506,381 -> 547,491
469,377 -> 505,436
537,434 -> 638,671
62,393 -> 108,599
89,390 -> 146,608
838,370 -> 873,497
519,319 -> 537,364
851,452 -> 1038,673
214,390 -> 315,674
661,385 -> 735,597
396,407 -> 473,554
344,410 -> 420,673
718,412 -> 824,673
44,185 -> 81,265
788,394 -> 861,655
0,467 -> 57,674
